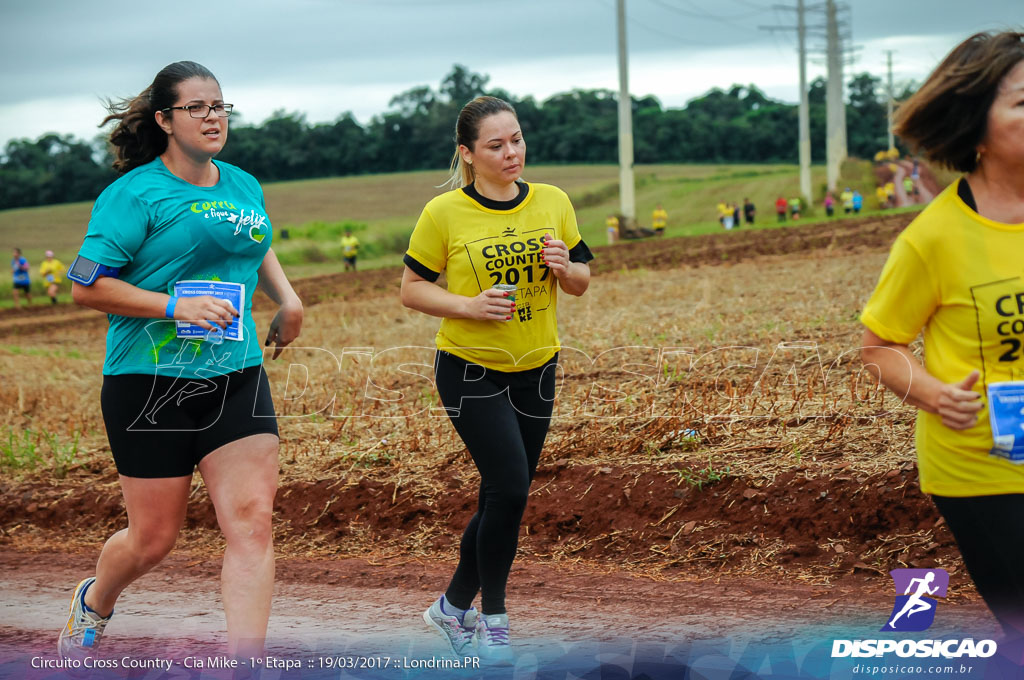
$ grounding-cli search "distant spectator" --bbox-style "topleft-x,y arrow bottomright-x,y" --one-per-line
721,201 -> 735,230
10,247 -> 31,307
716,200 -> 730,228
853,191 -> 864,214
742,197 -> 756,225
606,213 -> 619,244
39,250 -> 66,304
903,176 -> 916,198
840,187 -> 855,214
824,192 -> 835,217
651,204 -> 668,236
775,195 -> 788,222
876,184 -> 890,209
732,202 -> 741,229
341,228 -> 359,272
885,181 -> 897,206
788,196 -> 801,220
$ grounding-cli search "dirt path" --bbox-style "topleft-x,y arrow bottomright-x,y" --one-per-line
0,549 -> 1000,678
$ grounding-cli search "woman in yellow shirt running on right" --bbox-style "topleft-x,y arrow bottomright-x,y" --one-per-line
861,31 -> 1024,640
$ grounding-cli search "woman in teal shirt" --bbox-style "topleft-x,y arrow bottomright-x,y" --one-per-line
59,61 -> 303,663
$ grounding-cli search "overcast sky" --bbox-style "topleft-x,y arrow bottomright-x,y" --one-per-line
0,0 -> 1020,148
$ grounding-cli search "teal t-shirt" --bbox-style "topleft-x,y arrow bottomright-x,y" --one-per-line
79,158 -> 272,378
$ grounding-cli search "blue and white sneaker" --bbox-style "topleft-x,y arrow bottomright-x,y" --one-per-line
476,613 -> 514,665
422,596 -> 478,657
58,577 -> 112,660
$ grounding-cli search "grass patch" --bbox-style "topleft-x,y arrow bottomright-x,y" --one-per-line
1,425 -> 81,477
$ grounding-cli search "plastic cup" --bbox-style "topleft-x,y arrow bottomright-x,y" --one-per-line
492,283 -> 516,302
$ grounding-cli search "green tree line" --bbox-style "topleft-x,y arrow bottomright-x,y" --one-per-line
0,65 -> 908,210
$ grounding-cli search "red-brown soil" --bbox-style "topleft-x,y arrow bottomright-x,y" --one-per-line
0,459 -> 956,578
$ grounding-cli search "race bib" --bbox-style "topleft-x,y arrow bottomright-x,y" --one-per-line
173,280 -> 246,342
987,381 -> 1024,463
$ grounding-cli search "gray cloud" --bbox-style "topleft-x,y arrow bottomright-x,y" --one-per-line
1,0 -> 1020,145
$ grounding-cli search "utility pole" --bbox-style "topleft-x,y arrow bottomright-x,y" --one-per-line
797,0 -> 811,203
884,49 -> 895,150
760,2 -> 818,204
616,0 -> 636,223
825,0 -> 845,191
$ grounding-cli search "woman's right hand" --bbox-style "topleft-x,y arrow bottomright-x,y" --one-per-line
173,295 -> 239,331
462,288 -> 515,321
935,370 -> 984,430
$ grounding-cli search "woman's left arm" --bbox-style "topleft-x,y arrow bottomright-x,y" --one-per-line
257,248 -> 304,359
542,234 -> 590,296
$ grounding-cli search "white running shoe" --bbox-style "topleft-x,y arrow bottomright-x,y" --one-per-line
422,596 -> 478,657
476,613 -> 514,665
58,577 -> 112,660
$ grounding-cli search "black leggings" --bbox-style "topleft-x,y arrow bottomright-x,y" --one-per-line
434,350 -> 557,615
932,494 -> 1024,636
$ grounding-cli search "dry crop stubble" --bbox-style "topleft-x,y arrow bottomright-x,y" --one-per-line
0,232 -> 956,586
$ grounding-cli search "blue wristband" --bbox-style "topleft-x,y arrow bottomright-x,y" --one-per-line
165,296 -> 178,319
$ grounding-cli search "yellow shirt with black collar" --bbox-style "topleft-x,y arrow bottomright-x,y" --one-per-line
861,181 -> 1024,496
405,182 -> 586,372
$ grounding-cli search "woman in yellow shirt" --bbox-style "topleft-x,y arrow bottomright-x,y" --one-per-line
402,96 -> 592,663
38,250 -> 66,304
861,31 -> 1024,638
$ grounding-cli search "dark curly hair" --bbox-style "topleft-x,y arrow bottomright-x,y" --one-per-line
101,61 -> 219,174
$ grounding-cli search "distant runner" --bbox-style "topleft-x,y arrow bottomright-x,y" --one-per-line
651,204 -> 668,236
341,228 -> 359,272
10,247 -> 31,307
39,250 -> 66,304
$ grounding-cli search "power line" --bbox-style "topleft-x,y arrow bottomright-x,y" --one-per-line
649,0 -> 770,24
599,0 -> 731,46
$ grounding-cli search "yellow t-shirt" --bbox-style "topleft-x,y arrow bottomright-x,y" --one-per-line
840,190 -> 854,207
861,182 -> 1024,496
875,186 -> 888,204
406,183 -> 583,372
652,208 -> 668,229
39,259 -> 65,284
341,235 -> 359,257
606,215 -> 619,233
717,202 -> 731,218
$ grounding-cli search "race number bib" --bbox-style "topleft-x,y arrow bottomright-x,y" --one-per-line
987,381 -> 1024,463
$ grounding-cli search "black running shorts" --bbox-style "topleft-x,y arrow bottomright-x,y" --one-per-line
100,364 -> 278,478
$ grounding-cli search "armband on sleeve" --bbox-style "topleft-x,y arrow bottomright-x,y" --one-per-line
66,254 -> 122,286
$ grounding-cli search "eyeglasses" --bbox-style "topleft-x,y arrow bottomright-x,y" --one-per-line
162,103 -> 234,118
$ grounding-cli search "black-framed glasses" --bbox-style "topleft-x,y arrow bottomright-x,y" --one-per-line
163,103 -> 234,118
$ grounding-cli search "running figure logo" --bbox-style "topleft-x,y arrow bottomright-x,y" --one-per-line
881,568 -> 949,632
